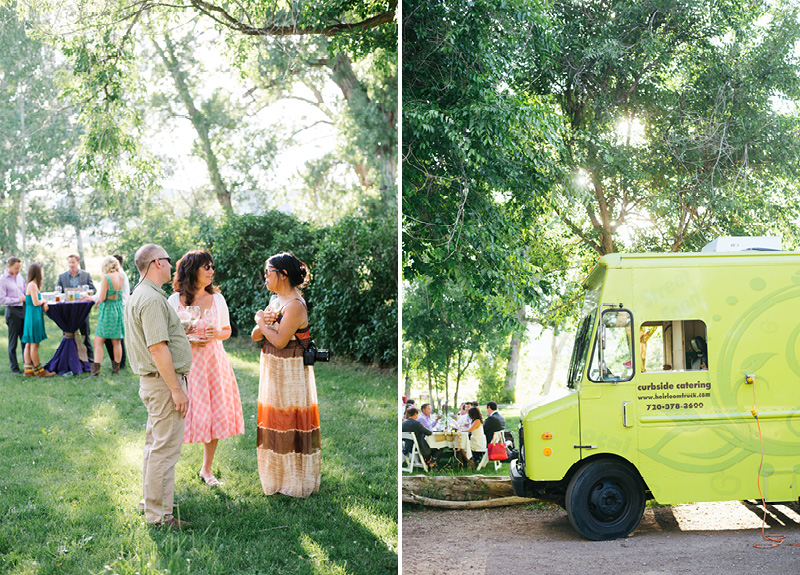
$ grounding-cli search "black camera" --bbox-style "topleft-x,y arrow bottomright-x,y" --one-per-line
303,343 -> 330,366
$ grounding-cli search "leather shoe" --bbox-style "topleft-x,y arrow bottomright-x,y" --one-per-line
153,516 -> 191,530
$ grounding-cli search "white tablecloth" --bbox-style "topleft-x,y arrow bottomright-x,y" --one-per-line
427,430 -> 472,459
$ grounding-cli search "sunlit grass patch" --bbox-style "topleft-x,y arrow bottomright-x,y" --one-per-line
0,318 -> 397,575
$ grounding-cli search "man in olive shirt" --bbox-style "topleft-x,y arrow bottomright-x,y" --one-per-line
124,244 -> 192,529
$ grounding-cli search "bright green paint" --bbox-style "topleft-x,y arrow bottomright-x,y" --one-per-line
521,251 -> 800,504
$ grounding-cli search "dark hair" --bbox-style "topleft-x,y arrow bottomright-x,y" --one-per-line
406,407 -> 419,418
8,257 -> 20,266
267,252 -> 311,291
172,250 -> 219,305
406,399 -> 415,405
27,263 -> 43,287
471,401 -> 478,407
468,406 -> 483,423
421,403 -> 431,411
487,401 -> 498,411
113,254 -> 123,265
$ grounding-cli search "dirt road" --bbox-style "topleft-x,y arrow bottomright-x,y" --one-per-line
402,500 -> 800,574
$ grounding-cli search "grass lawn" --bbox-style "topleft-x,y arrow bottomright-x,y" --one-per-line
0,311 -> 397,575
402,414 -> 521,479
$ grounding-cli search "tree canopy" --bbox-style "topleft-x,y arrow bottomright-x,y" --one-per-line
403,0 -> 800,405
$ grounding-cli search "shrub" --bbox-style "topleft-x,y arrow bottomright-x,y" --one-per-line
209,212 -> 315,336
311,215 -> 397,366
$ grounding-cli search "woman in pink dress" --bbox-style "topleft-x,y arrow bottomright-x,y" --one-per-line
168,250 -> 244,486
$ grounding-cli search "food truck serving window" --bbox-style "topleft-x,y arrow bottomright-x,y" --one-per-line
639,320 -> 708,372
588,308 -> 634,383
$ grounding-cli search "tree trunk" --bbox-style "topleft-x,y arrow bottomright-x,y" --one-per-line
504,306 -> 526,401
326,52 -> 396,203
541,329 -> 569,396
153,33 -> 233,216
18,97 -> 26,262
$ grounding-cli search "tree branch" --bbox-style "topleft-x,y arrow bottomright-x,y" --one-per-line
187,0 -> 396,37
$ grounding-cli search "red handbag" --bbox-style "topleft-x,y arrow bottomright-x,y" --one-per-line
487,441 -> 507,461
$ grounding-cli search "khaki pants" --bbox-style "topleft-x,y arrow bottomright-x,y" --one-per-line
139,373 -> 187,523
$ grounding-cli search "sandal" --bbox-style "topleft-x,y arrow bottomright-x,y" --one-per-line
199,473 -> 223,487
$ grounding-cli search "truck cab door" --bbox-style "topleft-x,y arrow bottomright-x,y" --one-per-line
579,308 -> 639,463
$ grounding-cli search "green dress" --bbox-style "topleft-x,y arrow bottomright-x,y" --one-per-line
96,274 -> 125,339
22,294 -> 47,344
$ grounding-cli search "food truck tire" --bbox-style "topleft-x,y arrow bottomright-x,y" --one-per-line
565,458 -> 645,541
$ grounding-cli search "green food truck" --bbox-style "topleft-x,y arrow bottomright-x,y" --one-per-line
510,243 -> 800,540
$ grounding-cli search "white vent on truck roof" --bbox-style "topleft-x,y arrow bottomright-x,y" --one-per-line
701,236 -> 782,252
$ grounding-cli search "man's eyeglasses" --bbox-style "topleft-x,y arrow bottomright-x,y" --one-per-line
152,257 -> 171,265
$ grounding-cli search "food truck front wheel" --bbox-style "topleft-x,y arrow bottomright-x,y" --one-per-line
565,458 -> 646,541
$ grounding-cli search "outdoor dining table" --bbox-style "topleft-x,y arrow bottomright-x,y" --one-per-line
43,300 -> 94,375
427,430 -> 472,459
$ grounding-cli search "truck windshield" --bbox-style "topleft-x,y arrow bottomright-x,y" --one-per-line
567,313 -> 596,388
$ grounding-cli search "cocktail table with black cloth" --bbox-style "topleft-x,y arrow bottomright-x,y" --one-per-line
44,300 -> 94,375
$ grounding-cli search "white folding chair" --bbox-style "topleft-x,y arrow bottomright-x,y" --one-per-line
492,430 -> 505,470
477,431 -> 505,471
401,432 -> 428,472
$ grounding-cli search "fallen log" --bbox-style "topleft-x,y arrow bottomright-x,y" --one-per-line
402,475 -> 537,509
403,493 -> 536,509
403,474 -> 516,500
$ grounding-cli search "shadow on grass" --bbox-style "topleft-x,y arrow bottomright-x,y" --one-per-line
0,318 -> 397,575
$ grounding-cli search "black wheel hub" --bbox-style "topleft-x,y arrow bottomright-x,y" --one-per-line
588,480 -> 626,521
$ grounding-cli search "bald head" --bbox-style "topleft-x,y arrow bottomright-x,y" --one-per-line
135,244 -> 165,274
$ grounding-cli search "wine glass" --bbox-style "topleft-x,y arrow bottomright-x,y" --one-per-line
187,306 -> 201,339
266,295 -> 280,330
177,309 -> 191,331
187,306 -> 201,325
80,284 -> 89,298
202,308 -> 216,328
268,294 -> 280,314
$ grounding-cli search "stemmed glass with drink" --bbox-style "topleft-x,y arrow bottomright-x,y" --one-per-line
202,308 -> 216,340
177,309 -> 191,332
187,305 -> 201,341
266,295 -> 280,331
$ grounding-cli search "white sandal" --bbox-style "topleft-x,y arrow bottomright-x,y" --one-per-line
200,473 -> 223,487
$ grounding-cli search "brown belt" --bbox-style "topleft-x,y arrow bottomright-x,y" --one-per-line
141,373 -> 188,381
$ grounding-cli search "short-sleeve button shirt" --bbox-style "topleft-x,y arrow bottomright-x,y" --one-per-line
124,279 -> 192,376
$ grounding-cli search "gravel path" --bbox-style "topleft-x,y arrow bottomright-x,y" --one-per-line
402,500 -> 800,574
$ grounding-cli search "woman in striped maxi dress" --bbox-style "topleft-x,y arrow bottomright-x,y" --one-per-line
251,252 -> 320,497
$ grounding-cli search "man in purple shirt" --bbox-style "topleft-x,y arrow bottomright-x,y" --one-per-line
418,403 -> 439,430
0,257 -> 26,373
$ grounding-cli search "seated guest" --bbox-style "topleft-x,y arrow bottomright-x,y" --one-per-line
402,407 -> 435,466
455,402 -> 471,430
456,406 -> 486,470
418,402 -> 439,430
484,401 -> 506,443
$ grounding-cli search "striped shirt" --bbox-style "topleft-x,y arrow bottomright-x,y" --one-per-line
123,279 -> 192,376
